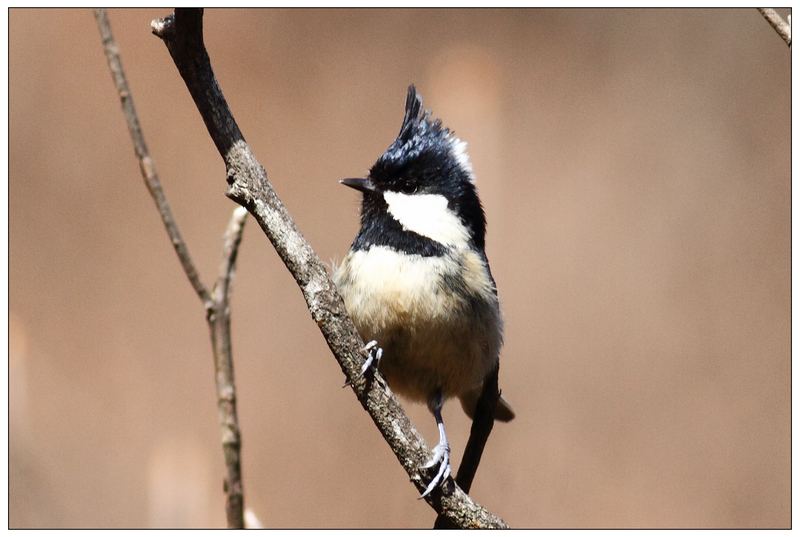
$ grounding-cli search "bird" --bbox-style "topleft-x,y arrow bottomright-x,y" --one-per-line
333,85 -> 514,498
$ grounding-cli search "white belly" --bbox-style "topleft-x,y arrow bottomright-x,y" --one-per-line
333,245 -> 502,402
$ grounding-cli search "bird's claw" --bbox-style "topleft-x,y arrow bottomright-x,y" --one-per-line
360,342 -> 383,375
342,340 -> 383,387
419,441 -> 451,498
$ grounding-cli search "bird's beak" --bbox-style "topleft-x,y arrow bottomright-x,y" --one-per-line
339,177 -> 378,193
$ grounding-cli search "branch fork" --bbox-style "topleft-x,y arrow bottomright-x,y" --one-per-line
95,9 -> 247,528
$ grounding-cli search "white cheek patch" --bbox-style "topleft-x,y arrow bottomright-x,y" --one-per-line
383,191 -> 470,247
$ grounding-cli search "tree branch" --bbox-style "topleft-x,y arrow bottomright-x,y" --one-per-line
94,8 -> 212,309
150,8 -> 507,528
209,206 -> 248,528
94,9 -> 247,528
758,8 -> 791,46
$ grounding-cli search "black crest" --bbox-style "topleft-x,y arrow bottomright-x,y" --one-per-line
398,85 -> 424,143
396,85 -> 449,145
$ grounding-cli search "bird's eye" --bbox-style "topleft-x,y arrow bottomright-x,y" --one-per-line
398,181 -> 416,194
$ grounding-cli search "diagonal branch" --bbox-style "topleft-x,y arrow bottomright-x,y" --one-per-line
94,8 -> 212,309
94,9 -> 247,529
758,8 -> 791,46
150,8 -> 507,528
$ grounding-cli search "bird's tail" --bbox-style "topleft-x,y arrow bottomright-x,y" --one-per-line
459,389 -> 515,423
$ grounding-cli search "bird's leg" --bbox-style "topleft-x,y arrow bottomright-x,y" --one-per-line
359,340 -> 383,376
343,340 -> 383,387
420,390 -> 451,498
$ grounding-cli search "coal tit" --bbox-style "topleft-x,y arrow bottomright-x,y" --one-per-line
334,85 -> 514,497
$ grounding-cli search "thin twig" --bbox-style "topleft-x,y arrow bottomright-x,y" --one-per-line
94,8 -> 212,309
94,9 -> 247,529
151,8 -> 507,528
209,206 -> 248,527
216,207 -> 248,300
758,8 -> 791,46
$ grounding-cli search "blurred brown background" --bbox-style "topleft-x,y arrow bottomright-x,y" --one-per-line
9,8 -> 790,529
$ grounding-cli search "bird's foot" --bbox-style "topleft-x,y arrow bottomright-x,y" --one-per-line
343,340 -> 383,387
420,390 -> 451,498
419,438 -> 451,498
359,340 -> 383,376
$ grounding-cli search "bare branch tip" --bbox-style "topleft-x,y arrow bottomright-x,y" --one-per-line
232,206 -> 249,223
757,7 -> 792,46
150,15 -> 174,40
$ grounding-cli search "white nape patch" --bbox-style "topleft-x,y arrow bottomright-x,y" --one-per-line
448,135 -> 475,184
383,191 -> 470,247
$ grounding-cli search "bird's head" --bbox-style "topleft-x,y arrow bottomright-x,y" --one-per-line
341,85 -> 487,250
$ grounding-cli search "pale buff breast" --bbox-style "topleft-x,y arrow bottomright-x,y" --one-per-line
333,245 -> 502,402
